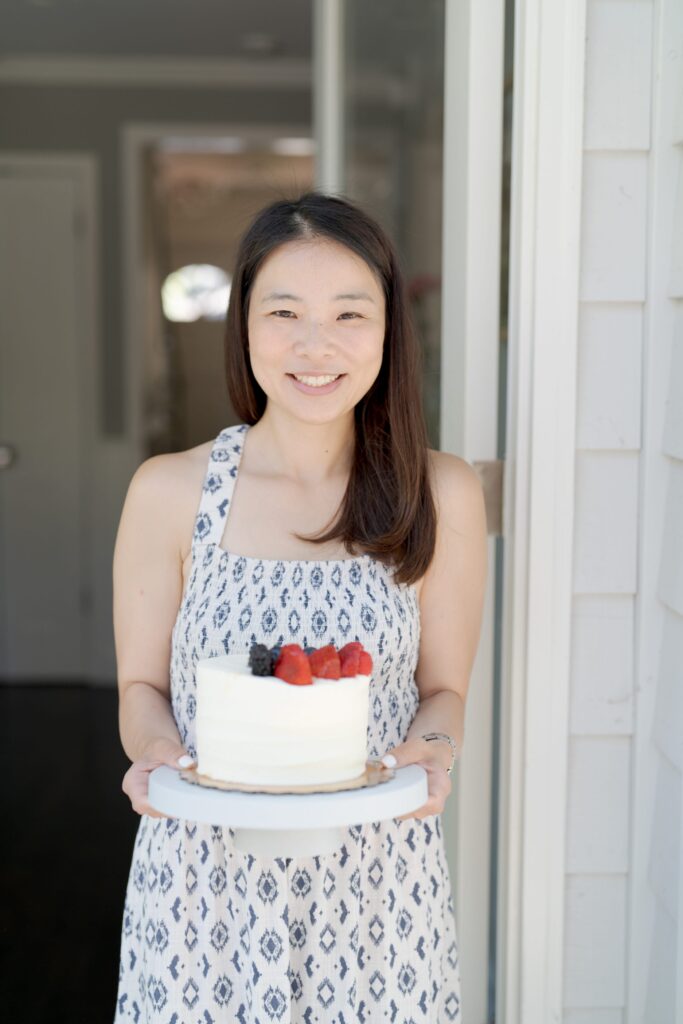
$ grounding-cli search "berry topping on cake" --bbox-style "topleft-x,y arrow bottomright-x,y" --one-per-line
338,641 -> 363,677
358,649 -> 373,674
273,643 -> 313,686
247,640 -> 372,684
307,643 -> 341,679
247,642 -> 273,677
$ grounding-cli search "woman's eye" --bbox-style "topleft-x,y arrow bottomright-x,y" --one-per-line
270,310 -> 360,320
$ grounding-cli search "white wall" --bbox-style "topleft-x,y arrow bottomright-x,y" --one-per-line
565,1 -> 682,1021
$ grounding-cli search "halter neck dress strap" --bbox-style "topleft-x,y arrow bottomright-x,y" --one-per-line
191,422 -> 250,554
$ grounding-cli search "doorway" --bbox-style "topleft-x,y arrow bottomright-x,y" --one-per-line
316,1 -> 511,1019
122,124 -> 314,463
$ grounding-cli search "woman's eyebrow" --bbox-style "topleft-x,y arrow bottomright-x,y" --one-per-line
259,290 -> 376,304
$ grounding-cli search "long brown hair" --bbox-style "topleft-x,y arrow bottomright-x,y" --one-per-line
224,190 -> 436,586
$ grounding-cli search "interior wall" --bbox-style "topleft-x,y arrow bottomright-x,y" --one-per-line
0,83 -> 311,436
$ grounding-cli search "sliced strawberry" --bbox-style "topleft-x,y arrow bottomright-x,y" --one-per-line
358,650 -> 373,675
274,643 -> 313,685
308,644 -> 341,679
339,641 -> 362,677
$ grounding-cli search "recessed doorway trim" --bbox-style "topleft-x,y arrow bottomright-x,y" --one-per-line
121,121 -> 312,465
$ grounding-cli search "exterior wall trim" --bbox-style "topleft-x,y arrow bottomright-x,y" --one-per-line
498,0 -> 587,1020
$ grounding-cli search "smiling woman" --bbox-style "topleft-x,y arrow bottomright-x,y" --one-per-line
223,192 -> 437,586
113,190 -> 486,1024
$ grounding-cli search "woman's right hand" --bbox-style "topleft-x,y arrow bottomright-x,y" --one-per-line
122,738 -> 195,819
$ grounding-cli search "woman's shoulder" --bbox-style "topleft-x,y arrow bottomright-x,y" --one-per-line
128,439 -> 212,499
426,448 -> 483,504
425,447 -> 488,543
122,438 -> 214,549
415,448 -> 488,601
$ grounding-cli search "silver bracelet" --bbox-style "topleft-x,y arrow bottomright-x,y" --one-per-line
421,732 -> 458,776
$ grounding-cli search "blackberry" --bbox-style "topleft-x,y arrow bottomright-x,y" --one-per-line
248,642 -> 272,676
268,644 -> 282,673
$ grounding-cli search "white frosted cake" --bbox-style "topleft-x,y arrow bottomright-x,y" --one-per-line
195,644 -> 372,787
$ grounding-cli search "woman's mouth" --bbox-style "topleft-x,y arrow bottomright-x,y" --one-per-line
287,373 -> 346,395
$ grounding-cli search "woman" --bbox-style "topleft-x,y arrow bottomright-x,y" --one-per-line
113,191 -> 487,1022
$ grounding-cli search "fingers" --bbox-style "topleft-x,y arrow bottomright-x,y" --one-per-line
394,756 -> 453,821
163,746 -> 196,771
122,741 -> 195,821
122,759 -> 177,820
381,735 -> 432,768
143,737 -> 196,771
121,741 -> 196,820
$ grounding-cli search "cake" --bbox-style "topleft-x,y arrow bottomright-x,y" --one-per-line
195,641 -> 373,787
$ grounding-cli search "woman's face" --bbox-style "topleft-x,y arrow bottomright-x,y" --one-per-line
246,237 -> 386,424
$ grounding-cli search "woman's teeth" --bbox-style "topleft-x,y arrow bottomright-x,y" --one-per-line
292,374 -> 341,387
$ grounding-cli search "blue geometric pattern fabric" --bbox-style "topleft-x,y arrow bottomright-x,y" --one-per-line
114,422 -> 462,1022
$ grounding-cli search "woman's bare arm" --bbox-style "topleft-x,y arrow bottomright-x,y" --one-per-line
387,450 -> 488,819
408,451 -> 488,752
113,452 -> 199,813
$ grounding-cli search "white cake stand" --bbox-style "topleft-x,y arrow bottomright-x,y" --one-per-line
148,763 -> 429,858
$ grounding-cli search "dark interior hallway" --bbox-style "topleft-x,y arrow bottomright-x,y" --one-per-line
1,685 -> 138,1022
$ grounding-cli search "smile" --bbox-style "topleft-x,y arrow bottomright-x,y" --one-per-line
290,370 -> 342,382
287,373 -> 345,394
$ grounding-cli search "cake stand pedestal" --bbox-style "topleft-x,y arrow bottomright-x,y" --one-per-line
148,764 -> 429,858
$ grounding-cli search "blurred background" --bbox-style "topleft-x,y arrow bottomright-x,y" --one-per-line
5,1 -> 679,1023
0,1 -> 490,1020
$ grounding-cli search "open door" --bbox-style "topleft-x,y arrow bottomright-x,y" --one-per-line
313,2 -> 507,1019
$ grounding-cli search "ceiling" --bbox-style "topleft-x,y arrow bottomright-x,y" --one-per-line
0,0 -> 312,58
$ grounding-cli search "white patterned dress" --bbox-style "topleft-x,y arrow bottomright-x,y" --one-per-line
114,422 -> 462,1024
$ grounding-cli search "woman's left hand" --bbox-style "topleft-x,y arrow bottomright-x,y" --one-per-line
381,737 -> 453,821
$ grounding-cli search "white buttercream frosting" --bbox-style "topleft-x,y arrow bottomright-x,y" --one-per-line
196,652 -> 371,786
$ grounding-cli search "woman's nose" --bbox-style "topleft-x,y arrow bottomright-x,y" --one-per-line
292,320 -> 336,356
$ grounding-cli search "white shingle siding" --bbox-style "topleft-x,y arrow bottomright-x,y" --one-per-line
573,452 -> 639,593
566,737 -> 631,874
564,876 -> 629,1007
582,0 -> 653,151
579,154 -> 648,302
569,596 -> 635,735
576,305 -> 642,451
564,1012 -> 624,1024
565,0 -> 683,1019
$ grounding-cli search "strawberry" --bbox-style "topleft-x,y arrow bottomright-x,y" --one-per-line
273,643 -> 313,686
308,644 -> 341,679
339,641 -> 363,677
358,650 -> 373,675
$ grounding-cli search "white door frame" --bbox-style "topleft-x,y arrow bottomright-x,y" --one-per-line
121,121 -> 312,467
441,1 -> 505,1019
498,1 -> 587,1022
